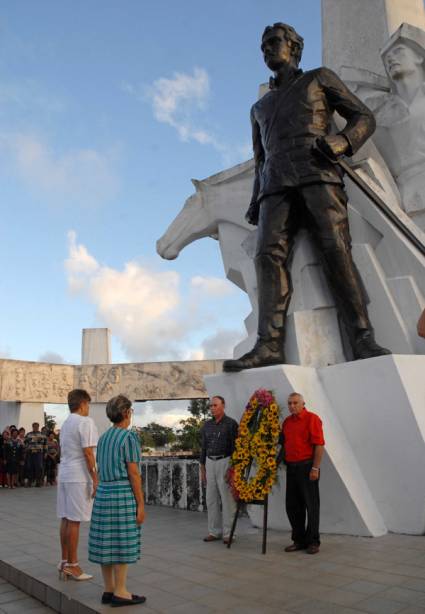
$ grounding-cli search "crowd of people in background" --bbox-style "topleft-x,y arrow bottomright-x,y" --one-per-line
0,421 -> 60,489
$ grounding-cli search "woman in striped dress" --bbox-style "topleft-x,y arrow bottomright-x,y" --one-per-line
88,395 -> 146,607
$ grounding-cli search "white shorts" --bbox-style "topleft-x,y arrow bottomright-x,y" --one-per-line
57,482 -> 93,522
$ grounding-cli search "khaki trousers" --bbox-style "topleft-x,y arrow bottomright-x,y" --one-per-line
206,457 -> 236,538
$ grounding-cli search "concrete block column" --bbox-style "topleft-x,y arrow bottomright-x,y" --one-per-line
81,328 -> 111,434
0,402 -> 44,432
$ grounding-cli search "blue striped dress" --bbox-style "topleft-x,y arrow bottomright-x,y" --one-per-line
88,427 -> 142,565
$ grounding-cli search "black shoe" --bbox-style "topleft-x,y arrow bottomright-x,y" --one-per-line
223,340 -> 285,372
284,543 -> 306,552
101,592 -> 113,604
352,330 -> 391,360
111,594 -> 146,607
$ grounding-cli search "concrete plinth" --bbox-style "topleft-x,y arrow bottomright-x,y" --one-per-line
205,355 -> 425,537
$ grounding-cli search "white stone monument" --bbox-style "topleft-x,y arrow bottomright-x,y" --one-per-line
157,1 -> 425,536
81,328 -> 111,365
205,355 -> 425,536
81,328 -> 112,433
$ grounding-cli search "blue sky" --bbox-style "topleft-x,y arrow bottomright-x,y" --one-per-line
0,1 -> 322,369
0,2 -> 323,425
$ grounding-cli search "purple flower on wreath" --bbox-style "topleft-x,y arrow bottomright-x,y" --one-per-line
251,388 -> 274,407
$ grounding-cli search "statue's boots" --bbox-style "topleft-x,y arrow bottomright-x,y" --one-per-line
351,330 -> 391,360
222,339 -> 285,372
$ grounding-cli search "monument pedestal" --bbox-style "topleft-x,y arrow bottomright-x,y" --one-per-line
205,355 -> 425,536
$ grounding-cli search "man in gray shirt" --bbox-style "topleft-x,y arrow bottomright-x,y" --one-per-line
200,396 -> 238,544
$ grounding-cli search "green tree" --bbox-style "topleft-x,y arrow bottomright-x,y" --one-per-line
175,416 -> 204,452
187,399 -> 210,420
173,398 -> 210,453
133,427 -> 155,449
139,422 -> 176,448
44,413 -> 56,432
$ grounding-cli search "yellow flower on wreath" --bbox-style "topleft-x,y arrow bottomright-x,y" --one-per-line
231,389 -> 282,502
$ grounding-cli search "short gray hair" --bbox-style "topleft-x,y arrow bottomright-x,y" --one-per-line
288,392 -> 304,402
106,394 -> 132,424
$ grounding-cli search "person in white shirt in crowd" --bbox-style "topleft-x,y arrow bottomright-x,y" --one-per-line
57,389 -> 99,581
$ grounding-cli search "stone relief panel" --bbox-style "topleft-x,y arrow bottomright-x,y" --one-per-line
75,360 -> 222,402
74,365 -> 97,399
0,359 -> 222,403
0,361 -> 74,403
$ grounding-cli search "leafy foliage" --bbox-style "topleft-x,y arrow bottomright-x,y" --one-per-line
44,413 -> 56,432
174,416 -> 204,452
137,422 -> 176,448
173,398 -> 210,452
186,399 -> 209,420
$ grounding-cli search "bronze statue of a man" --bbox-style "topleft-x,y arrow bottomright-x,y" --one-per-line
223,23 -> 390,372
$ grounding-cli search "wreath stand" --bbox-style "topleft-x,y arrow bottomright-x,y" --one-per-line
227,494 -> 269,554
226,396 -> 279,555
227,454 -> 270,554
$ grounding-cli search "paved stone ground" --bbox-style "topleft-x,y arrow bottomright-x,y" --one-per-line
0,576 -> 53,613
0,488 -> 425,613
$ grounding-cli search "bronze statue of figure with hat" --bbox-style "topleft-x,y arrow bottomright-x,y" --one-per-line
223,23 -> 390,372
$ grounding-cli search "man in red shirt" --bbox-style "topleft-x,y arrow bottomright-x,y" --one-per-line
281,392 -> 325,554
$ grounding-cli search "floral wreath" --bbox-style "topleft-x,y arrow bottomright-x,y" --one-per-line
230,388 -> 280,502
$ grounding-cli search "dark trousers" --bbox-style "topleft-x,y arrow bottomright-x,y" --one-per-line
255,184 -> 370,343
286,461 -> 320,546
27,453 -> 44,484
45,457 -> 57,483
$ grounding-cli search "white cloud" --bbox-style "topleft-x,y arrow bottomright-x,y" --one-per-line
190,276 -> 234,297
66,230 -> 99,292
65,233 -> 248,363
0,132 -> 120,207
38,351 -> 66,364
65,232 -> 195,361
197,328 -> 245,360
146,67 -> 217,146
126,69 -> 250,165
0,80 -> 66,113
134,400 -> 190,428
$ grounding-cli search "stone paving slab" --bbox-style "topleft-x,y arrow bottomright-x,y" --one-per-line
0,488 -> 425,613
0,576 -> 53,613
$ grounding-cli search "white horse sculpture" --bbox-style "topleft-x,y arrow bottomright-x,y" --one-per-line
157,160 -> 260,351
157,147 -> 425,362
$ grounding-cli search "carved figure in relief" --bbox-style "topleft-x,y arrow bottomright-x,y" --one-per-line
99,366 -> 121,397
56,368 -> 71,397
30,372 -> 42,399
15,368 -> 25,398
40,369 -> 50,398
78,372 -> 94,393
367,23 -> 425,227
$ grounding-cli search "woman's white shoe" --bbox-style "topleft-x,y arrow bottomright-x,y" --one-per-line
62,563 -> 93,581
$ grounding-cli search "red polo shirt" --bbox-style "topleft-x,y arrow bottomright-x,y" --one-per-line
282,408 -> 325,462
